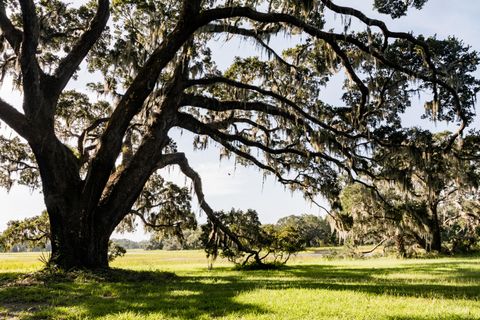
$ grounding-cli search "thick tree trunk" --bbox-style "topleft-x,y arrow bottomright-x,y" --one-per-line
39,128 -> 173,269
50,228 -> 110,269
412,232 -> 427,250
427,203 -> 442,252
31,134 -> 112,269
394,229 -> 407,258
35,117 -> 175,269
48,208 -> 111,270
429,218 -> 442,252
24,60 -> 180,270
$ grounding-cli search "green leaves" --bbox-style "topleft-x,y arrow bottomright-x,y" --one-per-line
116,172 -> 197,241
0,211 -> 50,251
0,135 -> 39,190
202,209 -> 321,266
373,0 -> 428,19
335,130 -> 480,255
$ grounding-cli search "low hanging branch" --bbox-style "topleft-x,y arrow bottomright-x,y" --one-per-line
199,23 -> 294,70
157,152 -> 263,264
361,237 -> 389,255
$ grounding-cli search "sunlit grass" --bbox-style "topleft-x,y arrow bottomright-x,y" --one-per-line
0,251 -> 45,272
1,250 -> 479,319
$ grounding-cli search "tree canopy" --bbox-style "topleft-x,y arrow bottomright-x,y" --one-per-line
0,0 -> 478,269
334,131 -> 480,255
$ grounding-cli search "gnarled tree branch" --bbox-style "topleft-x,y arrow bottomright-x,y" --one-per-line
0,2 -> 22,52
53,0 -> 110,95
158,152 -> 261,260
0,98 -> 35,141
200,23 -> 294,69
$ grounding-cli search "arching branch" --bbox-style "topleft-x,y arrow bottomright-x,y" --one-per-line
180,93 -> 306,125
186,76 -> 360,139
175,112 -> 349,194
177,111 -> 347,169
129,209 -> 182,230
97,60 -> 190,227
200,23 -> 294,69
53,0 -> 110,94
19,0 -> 43,118
179,93 -> 372,172
157,152 -> 261,259
0,99 -> 35,141
83,15 -> 200,210
197,6 -> 466,139
0,2 -> 22,52
320,0 -> 436,60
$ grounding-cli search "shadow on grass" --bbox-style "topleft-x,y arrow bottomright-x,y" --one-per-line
280,264 -> 480,299
0,268 -> 267,320
0,272 -> 19,285
0,260 -> 479,319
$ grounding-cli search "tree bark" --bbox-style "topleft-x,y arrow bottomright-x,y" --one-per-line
394,229 -> 406,258
427,203 -> 442,252
43,189 -> 113,269
49,212 -> 111,269
30,124 -> 113,269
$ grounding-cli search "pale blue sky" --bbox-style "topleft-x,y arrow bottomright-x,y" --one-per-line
0,1 -> 479,240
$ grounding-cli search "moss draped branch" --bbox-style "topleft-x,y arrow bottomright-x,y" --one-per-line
53,0 -> 110,95
157,152 -> 262,262
0,2 -> 22,52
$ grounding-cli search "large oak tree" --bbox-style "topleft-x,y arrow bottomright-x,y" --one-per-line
335,131 -> 480,254
0,0 -> 478,269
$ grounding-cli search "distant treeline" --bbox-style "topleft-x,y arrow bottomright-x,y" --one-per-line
1,213 -> 335,254
2,239 -> 148,253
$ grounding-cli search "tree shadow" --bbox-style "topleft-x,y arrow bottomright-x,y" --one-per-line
0,261 -> 479,319
281,262 -> 480,299
0,269 -> 267,319
0,272 -> 19,285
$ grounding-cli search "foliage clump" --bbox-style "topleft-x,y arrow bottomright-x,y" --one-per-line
202,209 -> 334,267
332,132 -> 480,257
0,211 -> 50,252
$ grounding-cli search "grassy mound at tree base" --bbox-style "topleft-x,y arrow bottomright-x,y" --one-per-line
4,267 -> 178,287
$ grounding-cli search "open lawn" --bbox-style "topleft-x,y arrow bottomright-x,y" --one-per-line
0,250 -> 479,319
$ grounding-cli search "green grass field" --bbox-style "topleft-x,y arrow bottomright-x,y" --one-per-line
1,250 -> 479,319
